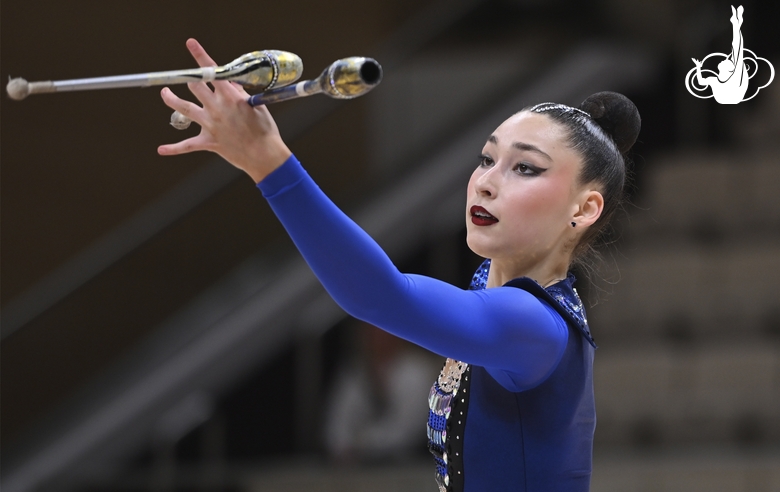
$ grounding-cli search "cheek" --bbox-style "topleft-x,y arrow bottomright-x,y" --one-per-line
507,179 -> 574,226
513,183 -> 559,214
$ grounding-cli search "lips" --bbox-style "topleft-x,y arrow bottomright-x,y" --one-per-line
470,205 -> 498,226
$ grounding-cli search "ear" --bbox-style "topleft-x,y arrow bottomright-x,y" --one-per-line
572,189 -> 604,228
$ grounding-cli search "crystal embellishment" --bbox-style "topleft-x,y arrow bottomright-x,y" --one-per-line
428,359 -> 468,490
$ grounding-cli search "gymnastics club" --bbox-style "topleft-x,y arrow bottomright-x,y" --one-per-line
170,56 -> 383,130
5,50 -> 304,101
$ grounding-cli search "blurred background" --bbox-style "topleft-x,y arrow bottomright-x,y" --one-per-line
1,0 -> 778,490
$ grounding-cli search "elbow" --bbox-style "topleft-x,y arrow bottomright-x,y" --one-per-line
320,269 -> 411,326
525,339 -> 567,388
327,283 -> 406,328
491,330 -> 568,392
329,291 -> 375,322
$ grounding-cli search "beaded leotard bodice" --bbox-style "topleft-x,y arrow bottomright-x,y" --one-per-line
426,259 -> 592,492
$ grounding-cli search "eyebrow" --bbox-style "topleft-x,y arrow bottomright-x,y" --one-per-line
487,135 -> 553,162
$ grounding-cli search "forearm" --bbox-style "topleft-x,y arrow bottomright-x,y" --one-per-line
259,155 -> 409,319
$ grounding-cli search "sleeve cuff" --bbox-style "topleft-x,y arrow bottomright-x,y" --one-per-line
256,154 -> 306,198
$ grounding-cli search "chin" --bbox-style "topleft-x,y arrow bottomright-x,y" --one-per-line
465,232 -> 480,254
465,233 -> 493,260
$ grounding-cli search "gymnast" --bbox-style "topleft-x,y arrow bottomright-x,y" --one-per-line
158,38 -> 641,492
692,5 -> 748,104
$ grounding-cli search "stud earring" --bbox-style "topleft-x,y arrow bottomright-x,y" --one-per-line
571,222 -> 576,227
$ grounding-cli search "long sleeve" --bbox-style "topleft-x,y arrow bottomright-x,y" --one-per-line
258,155 -> 568,391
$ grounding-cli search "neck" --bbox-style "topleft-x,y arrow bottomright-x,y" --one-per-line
485,255 -> 570,289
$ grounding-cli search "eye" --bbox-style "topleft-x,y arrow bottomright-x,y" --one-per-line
478,154 -> 494,167
513,162 -> 544,176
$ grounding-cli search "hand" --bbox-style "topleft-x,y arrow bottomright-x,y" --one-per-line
158,39 -> 292,183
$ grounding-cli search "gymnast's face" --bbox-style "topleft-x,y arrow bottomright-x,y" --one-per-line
465,111 -> 589,271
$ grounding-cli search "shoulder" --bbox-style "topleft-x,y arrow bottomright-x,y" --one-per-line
504,275 -> 596,348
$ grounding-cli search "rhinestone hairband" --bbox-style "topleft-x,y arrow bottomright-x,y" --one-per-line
531,103 -> 591,119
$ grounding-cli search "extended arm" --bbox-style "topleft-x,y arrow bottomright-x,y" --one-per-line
259,156 -> 568,390
158,39 -> 567,391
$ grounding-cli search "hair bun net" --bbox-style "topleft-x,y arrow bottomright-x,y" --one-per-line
579,92 -> 641,154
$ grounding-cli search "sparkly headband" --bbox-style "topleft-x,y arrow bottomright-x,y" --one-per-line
530,102 -> 591,119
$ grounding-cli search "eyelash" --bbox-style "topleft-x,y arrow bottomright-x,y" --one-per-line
478,155 -> 494,167
478,155 -> 542,176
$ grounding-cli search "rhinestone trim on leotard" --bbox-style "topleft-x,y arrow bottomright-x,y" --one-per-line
425,259 -> 593,491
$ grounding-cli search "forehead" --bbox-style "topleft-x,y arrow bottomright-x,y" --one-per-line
490,111 -> 569,147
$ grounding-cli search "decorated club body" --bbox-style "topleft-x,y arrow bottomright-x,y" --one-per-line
170,56 -> 383,129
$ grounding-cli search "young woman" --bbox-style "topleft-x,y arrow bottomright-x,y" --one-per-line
159,39 -> 641,492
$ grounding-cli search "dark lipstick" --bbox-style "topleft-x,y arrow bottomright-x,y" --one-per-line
470,205 -> 498,226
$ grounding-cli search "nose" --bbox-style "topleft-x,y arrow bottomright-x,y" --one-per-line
474,166 -> 498,198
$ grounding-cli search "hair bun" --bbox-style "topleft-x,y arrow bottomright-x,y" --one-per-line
579,92 -> 641,154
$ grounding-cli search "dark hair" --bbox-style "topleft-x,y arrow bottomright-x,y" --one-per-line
527,91 -> 641,271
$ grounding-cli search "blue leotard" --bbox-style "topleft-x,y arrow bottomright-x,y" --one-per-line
258,154 -> 597,491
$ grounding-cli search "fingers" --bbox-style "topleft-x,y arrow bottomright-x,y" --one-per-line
187,81 -> 215,105
231,81 -> 251,98
186,38 -> 217,68
187,78 -> 243,111
186,38 -> 235,93
161,87 -> 204,123
158,134 -> 209,156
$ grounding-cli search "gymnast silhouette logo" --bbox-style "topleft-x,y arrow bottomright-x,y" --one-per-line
685,5 -> 774,104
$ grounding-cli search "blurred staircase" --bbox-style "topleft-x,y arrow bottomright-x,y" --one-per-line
588,146 -> 780,491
